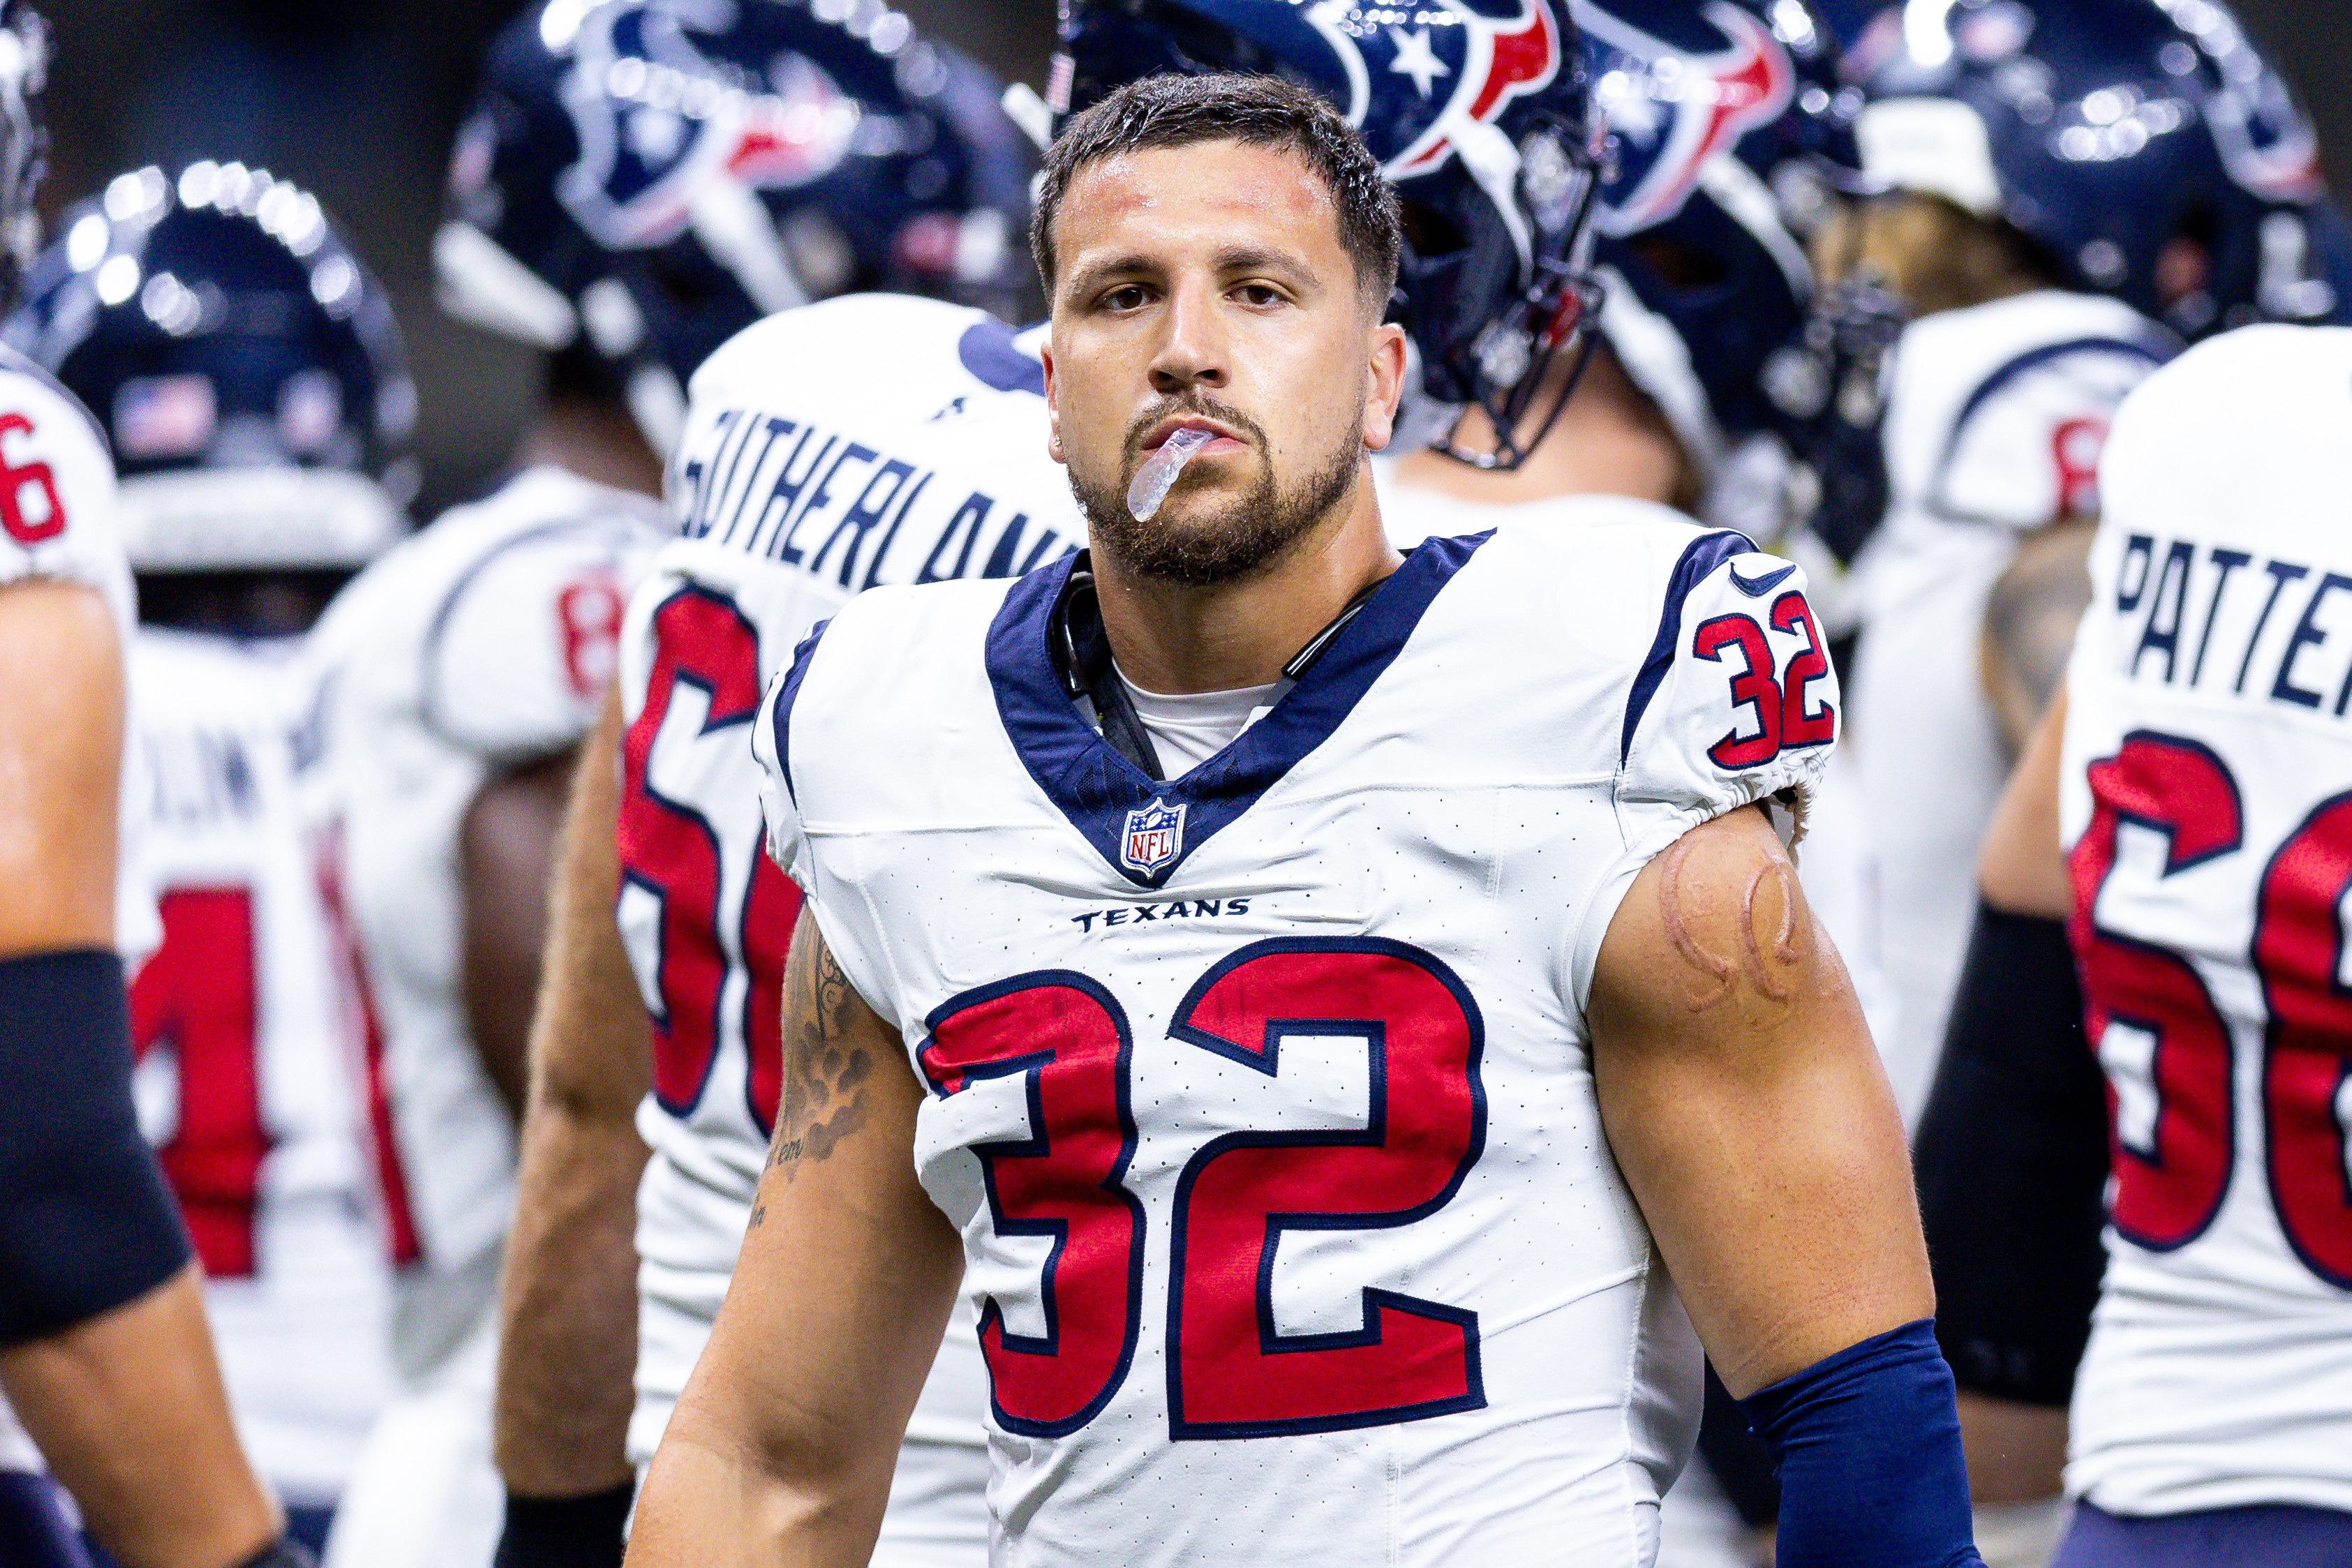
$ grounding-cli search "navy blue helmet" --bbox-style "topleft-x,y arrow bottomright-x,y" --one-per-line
1847,0 -> 2352,337
439,0 -> 1036,451
1054,0 -> 1610,470
1575,0 -> 1863,466
3,161 -> 414,572
0,2 -> 44,301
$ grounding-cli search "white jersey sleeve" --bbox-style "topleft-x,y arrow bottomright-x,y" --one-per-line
0,351 -> 132,631
1881,290 -> 2177,532
421,511 -> 639,761
1576,521 -> 1839,1006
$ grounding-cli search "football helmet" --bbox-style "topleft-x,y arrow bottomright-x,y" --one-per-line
3,160 -> 414,574
1053,0 -> 1611,470
1847,0 -> 2352,337
1575,0 -> 1863,470
438,0 -> 1034,452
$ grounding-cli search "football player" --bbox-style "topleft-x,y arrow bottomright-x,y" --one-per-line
630,70 -> 1981,1567
1924,323 -> 2352,1563
302,0 -> 759,1556
1805,9 -> 2351,1556
4,160 -> 412,1554
0,9 -> 312,1567
470,3 -> 1048,1563
1802,0 -> 2352,1130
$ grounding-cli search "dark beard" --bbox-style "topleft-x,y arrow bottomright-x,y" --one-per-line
1071,396 -> 1363,587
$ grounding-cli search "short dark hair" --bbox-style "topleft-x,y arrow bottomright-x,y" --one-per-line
1031,73 -> 1402,309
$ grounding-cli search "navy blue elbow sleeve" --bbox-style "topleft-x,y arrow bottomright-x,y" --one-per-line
1736,1320 -> 1983,1568
0,950 -> 193,1344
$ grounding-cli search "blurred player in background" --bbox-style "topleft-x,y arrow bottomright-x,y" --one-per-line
299,0 -> 778,1554
1928,324 -> 2352,1564
1785,6 -> 2352,1557
1795,0 -> 2351,1124
0,7 -> 314,1567
470,1 -> 1045,1562
5,158 -> 413,1553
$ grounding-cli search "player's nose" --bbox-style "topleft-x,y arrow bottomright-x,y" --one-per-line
1145,274 -> 1230,397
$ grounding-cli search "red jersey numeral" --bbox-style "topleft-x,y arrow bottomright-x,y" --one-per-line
1692,613 -> 1782,769
2252,791 -> 2352,1287
0,413 -> 66,544
919,974 -> 1143,1436
1693,592 -> 1836,770
2070,733 -> 2242,1250
1165,940 -> 1485,1438
918,939 -> 1487,1441
2071,730 -> 2352,1284
619,586 -> 798,1134
129,888 -> 268,1278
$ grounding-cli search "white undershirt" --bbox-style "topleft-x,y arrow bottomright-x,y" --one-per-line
1117,667 -> 1288,777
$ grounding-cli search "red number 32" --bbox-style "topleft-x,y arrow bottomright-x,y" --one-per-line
918,939 -> 1487,1440
1692,591 -> 1834,770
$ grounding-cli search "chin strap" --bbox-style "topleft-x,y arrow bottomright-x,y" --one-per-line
1051,560 -> 1166,781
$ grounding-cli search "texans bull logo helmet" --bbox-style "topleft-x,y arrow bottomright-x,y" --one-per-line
1055,0 -> 1612,471
437,0 -> 1034,451
1572,0 -> 1861,462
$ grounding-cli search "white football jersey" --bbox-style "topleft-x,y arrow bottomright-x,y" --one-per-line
2060,324 -> 2352,1516
1847,290 -> 2176,1119
0,350 -> 159,961
311,465 -> 666,1373
752,516 -> 1838,1565
1376,475 -> 1903,1080
126,629 -> 394,1505
620,294 -> 1078,1556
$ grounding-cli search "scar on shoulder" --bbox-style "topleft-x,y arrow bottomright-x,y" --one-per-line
1655,826 -> 1802,1011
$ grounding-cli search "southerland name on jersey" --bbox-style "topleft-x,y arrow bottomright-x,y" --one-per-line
673,404 -> 1073,588
2109,530 -> 2352,718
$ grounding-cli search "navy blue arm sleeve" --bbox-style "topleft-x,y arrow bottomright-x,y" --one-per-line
1738,1319 -> 1983,1568
1914,902 -> 2109,1405
0,950 -> 193,1344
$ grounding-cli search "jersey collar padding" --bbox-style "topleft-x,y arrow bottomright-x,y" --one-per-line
987,533 -> 1492,889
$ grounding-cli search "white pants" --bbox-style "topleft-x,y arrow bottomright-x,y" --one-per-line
322,1310 -> 500,1568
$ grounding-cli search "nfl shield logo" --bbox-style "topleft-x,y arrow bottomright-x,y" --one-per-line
1121,798 -> 1186,877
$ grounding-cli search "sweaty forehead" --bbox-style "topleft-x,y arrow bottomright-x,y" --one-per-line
1054,140 -> 1343,269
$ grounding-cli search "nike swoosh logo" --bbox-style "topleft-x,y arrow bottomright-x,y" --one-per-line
1726,562 -> 1796,598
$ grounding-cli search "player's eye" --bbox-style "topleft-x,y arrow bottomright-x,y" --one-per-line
1100,284 -> 1152,312
1233,282 -> 1283,308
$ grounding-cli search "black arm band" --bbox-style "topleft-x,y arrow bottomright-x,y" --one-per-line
0,950 -> 193,1345
1914,902 -> 2110,1406
493,1481 -> 635,1568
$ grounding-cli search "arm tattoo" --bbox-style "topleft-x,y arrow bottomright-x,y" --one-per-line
765,927 -> 877,1185
1983,521 -> 2094,753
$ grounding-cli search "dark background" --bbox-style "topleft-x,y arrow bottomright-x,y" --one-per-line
40,0 -> 2352,520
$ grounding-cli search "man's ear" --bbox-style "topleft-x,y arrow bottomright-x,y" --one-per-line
1362,321 -> 1409,454
1043,339 -> 1065,465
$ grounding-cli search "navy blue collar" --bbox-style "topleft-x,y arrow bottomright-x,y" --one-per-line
987,533 -> 1490,888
